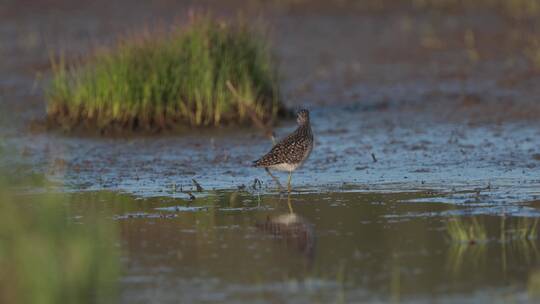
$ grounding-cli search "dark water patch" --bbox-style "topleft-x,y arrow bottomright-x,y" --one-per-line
11,188 -> 540,303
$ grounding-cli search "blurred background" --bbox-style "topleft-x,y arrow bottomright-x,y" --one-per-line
4,0 -> 540,129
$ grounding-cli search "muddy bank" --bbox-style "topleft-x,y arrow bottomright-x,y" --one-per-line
3,106 -> 539,206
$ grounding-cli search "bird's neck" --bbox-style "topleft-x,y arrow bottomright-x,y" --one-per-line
297,123 -> 312,137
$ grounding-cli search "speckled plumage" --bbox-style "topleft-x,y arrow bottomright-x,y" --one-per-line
253,109 -> 313,172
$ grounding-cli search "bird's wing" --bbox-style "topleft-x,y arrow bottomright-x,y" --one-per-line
253,128 -> 310,166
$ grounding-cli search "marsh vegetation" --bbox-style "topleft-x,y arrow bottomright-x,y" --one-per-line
47,16 -> 284,133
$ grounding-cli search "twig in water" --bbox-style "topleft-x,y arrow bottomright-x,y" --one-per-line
252,178 -> 262,190
371,153 -> 378,163
185,191 -> 196,200
192,179 -> 203,192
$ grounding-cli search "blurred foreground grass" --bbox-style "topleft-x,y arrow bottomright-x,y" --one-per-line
47,15 -> 284,133
0,175 -> 120,304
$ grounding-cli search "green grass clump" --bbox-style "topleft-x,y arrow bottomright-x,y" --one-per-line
507,217 -> 539,241
0,177 -> 120,304
446,217 -> 488,243
447,216 -> 540,243
47,16 -> 284,132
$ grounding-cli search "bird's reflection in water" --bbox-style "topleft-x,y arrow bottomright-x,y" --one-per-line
256,195 -> 316,261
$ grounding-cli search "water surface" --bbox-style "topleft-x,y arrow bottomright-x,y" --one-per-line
26,188 -> 540,303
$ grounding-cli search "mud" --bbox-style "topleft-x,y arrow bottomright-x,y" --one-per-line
4,107 -> 539,205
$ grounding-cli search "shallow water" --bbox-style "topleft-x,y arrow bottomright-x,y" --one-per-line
4,106 -> 540,205
7,189 -> 532,303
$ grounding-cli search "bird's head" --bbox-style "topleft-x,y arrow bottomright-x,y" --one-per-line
296,109 -> 310,126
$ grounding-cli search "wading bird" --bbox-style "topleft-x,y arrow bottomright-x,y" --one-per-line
253,109 -> 314,192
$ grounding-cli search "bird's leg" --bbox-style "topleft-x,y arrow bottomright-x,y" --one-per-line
265,168 -> 283,191
287,172 -> 292,193
287,194 -> 294,214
